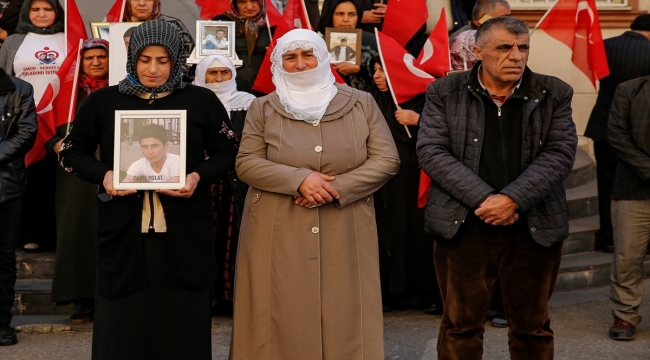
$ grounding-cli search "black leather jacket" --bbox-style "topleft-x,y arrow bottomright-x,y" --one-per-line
0,68 -> 37,203
416,63 -> 577,247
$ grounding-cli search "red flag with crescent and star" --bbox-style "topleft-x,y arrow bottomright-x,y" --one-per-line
375,29 -> 434,104
415,7 -> 450,78
536,0 -> 609,88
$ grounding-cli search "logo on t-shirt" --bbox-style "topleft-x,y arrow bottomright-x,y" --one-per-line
35,47 -> 60,65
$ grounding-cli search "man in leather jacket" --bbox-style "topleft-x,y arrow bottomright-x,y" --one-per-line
417,17 -> 576,359
0,65 -> 36,346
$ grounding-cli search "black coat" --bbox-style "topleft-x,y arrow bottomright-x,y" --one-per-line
0,66 -> 36,203
59,85 -> 237,299
585,31 -> 650,141
608,76 -> 650,200
416,63 -> 577,246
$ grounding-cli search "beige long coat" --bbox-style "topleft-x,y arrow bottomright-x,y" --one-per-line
230,84 -> 400,360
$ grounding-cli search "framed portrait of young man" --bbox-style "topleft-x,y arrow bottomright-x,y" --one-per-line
113,110 -> 187,190
324,28 -> 362,66
108,22 -> 142,86
195,20 -> 235,59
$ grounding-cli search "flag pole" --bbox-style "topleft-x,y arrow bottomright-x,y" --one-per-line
300,0 -> 312,30
120,0 -> 126,22
265,11 -> 273,44
374,28 -> 412,138
66,39 -> 84,134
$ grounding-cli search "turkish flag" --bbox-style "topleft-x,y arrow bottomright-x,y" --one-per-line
283,0 -> 312,30
536,0 -> 609,87
104,0 -> 126,22
382,0 -> 428,47
26,0 -> 87,164
196,0 -> 231,20
252,1 -> 344,94
26,41 -> 83,166
375,29 -> 434,104
417,170 -> 431,208
416,8 -> 450,78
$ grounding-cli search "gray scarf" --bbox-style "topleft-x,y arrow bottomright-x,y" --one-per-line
118,20 -> 187,99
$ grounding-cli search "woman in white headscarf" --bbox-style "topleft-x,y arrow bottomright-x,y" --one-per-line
230,29 -> 400,359
193,55 -> 255,314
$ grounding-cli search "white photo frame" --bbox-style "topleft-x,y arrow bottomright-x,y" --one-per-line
113,110 -> 187,190
196,20 -> 235,59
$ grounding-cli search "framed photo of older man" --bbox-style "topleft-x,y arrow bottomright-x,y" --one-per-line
196,20 -> 235,59
325,28 -> 361,65
113,110 -> 187,190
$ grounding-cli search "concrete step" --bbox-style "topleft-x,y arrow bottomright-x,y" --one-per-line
563,216 -> 599,255
556,252 -> 650,292
564,148 -> 596,189
566,179 -> 599,221
12,279 -> 74,316
16,250 -> 56,280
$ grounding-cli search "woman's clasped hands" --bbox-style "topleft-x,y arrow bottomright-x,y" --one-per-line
295,171 -> 340,208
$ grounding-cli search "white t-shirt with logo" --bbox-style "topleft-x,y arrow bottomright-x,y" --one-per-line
126,153 -> 181,183
13,32 -> 66,105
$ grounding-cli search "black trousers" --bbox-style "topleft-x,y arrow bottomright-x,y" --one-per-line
0,197 -> 21,325
434,214 -> 562,360
594,140 -> 617,248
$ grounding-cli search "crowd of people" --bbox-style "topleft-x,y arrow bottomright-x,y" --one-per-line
0,0 -> 647,358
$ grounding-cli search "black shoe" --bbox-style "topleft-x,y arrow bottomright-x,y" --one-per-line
0,324 -> 17,346
491,313 -> 508,328
422,302 -> 443,315
609,318 -> 635,340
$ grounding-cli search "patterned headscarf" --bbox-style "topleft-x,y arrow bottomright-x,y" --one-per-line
124,0 -> 162,22
118,20 -> 187,99
227,0 -> 266,38
79,39 -> 109,95
15,0 -> 64,35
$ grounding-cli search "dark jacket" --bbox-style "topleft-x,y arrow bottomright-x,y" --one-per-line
330,45 -> 356,62
585,31 -> 650,141
416,63 -> 577,247
608,76 -> 650,200
0,66 -> 36,203
59,85 -> 237,299
0,0 -> 24,42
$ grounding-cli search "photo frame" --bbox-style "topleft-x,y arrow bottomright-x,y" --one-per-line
108,22 -> 142,86
113,110 -> 187,190
445,70 -> 464,76
324,28 -> 362,66
195,20 -> 235,59
90,22 -> 110,40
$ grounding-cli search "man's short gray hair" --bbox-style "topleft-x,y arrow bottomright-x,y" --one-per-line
475,17 -> 529,47
471,0 -> 510,21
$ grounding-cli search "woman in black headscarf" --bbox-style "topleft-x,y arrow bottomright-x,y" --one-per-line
59,20 -> 237,359
213,0 -> 272,96
320,0 -> 378,91
369,56 -> 441,314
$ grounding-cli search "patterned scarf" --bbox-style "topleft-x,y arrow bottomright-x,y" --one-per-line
226,0 -> 266,38
78,38 -> 109,95
118,20 -> 186,98
124,0 -> 162,22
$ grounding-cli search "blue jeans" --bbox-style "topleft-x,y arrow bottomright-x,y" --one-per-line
0,196 -> 21,325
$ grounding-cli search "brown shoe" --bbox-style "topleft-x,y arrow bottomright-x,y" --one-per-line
609,318 -> 635,340
70,302 -> 94,325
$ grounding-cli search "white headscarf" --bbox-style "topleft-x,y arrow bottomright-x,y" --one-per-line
193,55 -> 256,114
271,29 -> 338,124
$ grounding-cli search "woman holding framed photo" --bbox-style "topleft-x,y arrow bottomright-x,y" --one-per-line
59,20 -> 237,359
